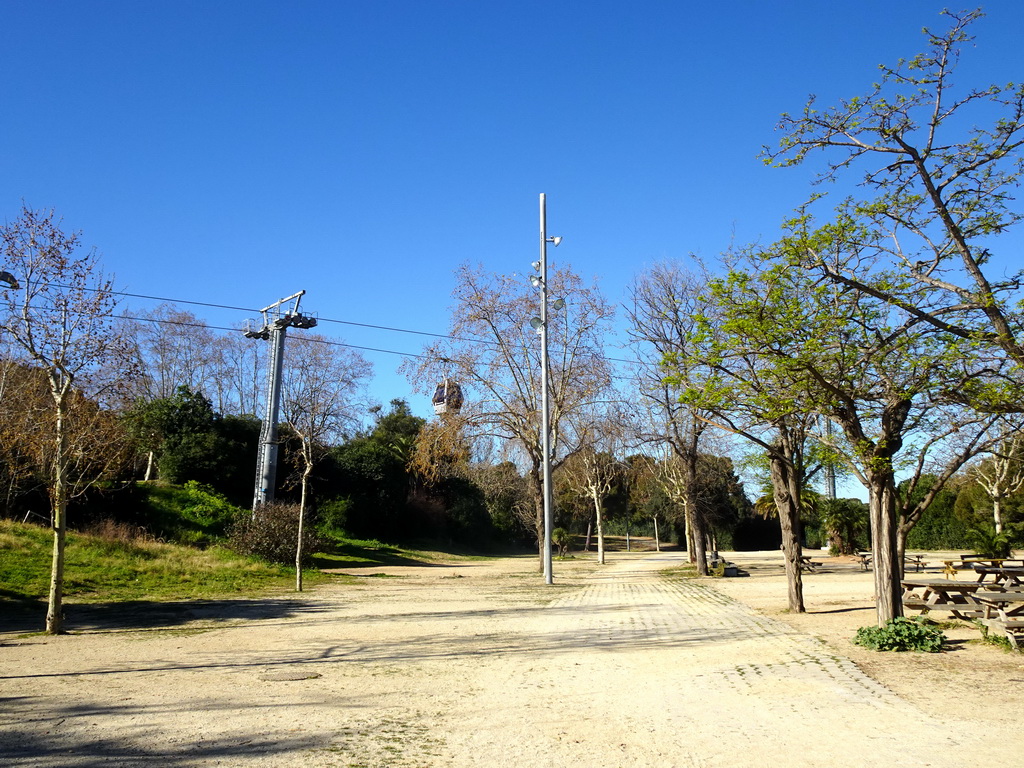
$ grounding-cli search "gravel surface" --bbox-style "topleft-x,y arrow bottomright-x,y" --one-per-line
1,548 -> 1020,767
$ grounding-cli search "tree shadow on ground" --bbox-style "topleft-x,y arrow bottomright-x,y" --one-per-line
1,595 -> 327,636
0,701 -> 331,768
312,540 -> 481,570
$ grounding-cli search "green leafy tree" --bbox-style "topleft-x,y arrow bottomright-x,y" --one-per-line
325,401 -> 425,541
641,261 -> 822,611
819,497 -> 869,555
624,454 -> 672,552
127,386 -> 222,484
765,9 -> 1024,410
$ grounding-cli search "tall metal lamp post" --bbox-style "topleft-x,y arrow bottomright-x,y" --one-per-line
530,193 -> 562,585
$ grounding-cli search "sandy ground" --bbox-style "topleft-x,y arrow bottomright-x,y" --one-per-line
1,546 -> 1022,767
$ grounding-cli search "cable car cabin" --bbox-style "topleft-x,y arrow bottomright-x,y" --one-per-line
432,380 -> 464,414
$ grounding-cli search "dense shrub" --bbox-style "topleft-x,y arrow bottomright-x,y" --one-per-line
314,497 -> 352,537
177,481 -> 243,537
905,477 -> 971,550
127,481 -> 244,546
439,476 -> 493,544
853,617 -> 946,653
552,527 -> 571,557
228,502 -> 321,566
966,524 -> 1015,559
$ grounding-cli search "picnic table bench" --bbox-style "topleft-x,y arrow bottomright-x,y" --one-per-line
799,555 -> 822,573
968,590 -> 1024,650
901,578 -> 985,620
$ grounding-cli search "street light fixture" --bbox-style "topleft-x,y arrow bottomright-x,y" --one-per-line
532,193 -> 561,585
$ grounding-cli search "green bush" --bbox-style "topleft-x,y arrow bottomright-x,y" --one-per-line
853,616 -> 946,653
228,502 -> 321,566
552,527 -> 571,557
178,481 -> 242,535
129,481 -> 245,546
314,497 -> 352,537
966,524 -> 1014,559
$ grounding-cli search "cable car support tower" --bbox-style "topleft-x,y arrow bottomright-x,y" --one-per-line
244,290 -> 317,511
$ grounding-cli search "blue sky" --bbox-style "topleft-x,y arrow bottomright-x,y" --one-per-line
3,0 -> 1022,428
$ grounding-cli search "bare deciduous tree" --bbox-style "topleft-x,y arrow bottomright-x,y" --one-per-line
558,409 -> 628,565
404,263 -> 614,571
628,262 -> 726,576
1,205 -> 134,633
280,334 -> 372,590
121,305 -> 219,400
968,423 -> 1024,535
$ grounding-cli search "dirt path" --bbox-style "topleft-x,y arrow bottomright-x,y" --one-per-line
0,550 -> 1018,767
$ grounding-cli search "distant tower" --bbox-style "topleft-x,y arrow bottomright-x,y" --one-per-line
244,291 -> 317,511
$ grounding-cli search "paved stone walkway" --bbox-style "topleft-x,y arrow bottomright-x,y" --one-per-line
0,551 -> 1006,767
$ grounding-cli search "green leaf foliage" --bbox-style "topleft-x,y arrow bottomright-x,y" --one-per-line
853,617 -> 946,652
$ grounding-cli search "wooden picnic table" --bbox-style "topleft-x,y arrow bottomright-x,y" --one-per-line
857,552 -> 872,571
960,556 -> 1024,568
972,565 -> 1024,588
967,590 -> 1024,649
904,554 -> 928,572
942,557 -> 1024,579
900,578 -> 985,620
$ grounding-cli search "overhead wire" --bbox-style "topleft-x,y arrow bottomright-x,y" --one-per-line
19,284 -> 652,374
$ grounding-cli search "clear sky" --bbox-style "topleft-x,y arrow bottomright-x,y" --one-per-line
3,1 -> 1022,426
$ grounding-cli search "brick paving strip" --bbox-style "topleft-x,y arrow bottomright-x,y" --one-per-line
0,551 -> 1006,767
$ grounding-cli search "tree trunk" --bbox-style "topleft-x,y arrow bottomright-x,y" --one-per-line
653,516 -> 661,552
683,460 -> 708,576
584,519 -> 592,552
530,468 -> 545,573
45,395 -> 68,635
994,499 -> 1003,535
46,496 -> 67,634
896,520 -> 909,580
869,474 -> 903,625
296,461 -> 311,592
683,502 -> 696,563
770,450 -> 805,613
591,488 -> 605,565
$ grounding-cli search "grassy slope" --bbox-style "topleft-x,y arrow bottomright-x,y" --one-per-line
0,519 -> 334,605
